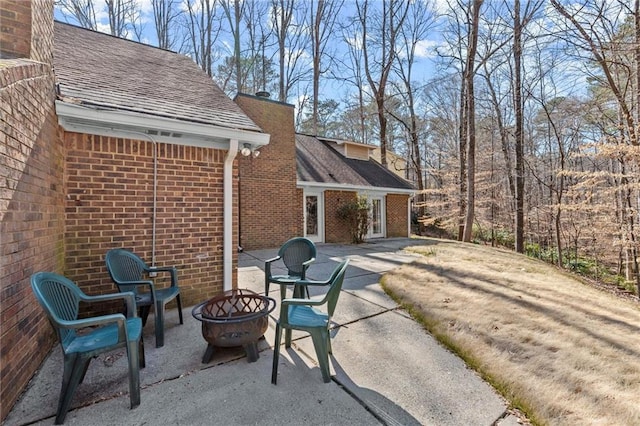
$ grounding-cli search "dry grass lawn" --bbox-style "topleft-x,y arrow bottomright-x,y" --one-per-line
382,237 -> 640,426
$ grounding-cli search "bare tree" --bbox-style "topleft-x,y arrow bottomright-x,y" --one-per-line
355,0 -> 410,166
551,0 -> 640,292
242,0 -> 273,94
183,0 -> 222,76
270,0 -> 310,102
390,0 -> 437,218
57,0 -> 98,30
104,0 -> 137,37
461,0 -> 482,242
220,0 -> 244,94
341,20 -> 370,144
309,0 -> 344,135
152,0 -> 182,50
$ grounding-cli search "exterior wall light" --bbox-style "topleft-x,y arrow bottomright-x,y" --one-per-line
240,144 -> 251,156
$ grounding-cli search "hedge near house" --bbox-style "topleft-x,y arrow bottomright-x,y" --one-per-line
337,195 -> 370,244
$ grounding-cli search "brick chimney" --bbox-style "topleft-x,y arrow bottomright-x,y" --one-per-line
0,0 -> 54,63
234,93 -> 302,250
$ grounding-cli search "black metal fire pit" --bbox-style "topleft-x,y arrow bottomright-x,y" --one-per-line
191,289 -> 276,363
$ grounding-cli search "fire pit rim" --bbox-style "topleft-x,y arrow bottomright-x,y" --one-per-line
191,290 -> 276,325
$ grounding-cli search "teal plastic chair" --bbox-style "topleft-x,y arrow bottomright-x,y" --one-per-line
271,260 -> 349,384
265,237 -> 317,299
105,248 -> 183,348
30,272 -> 143,425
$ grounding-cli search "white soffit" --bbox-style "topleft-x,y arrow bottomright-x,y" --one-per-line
56,100 -> 270,150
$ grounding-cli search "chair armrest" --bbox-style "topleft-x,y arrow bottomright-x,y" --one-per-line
114,280 -> 157,301
265,255 -> 281,266
147,265 -> 179,287
81,291 -> 138,318
295,277 -> 331,287
302,257 -> 315,268
282,297 -> 326,307
56,313 -> 126,331
264,256 -> 281,280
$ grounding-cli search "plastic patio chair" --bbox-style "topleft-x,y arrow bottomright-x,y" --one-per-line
271,259 -> 349,384
105,248 -> 183,348
30,272 -> 143,425
265,237 -> 317,299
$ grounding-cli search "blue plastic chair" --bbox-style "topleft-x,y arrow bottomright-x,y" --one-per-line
30,272 -> 143,424
271,260 -> 349,384
105,248 -> 183,348
265,237 -> 317,299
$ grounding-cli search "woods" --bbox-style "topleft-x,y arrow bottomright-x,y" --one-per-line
55,0 -> 640,293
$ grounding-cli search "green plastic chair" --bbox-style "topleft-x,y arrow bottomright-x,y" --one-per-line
30,272 -> 143,425
105,248 -> 183,348
271,259 -> 349,384
265,237 -> 317,299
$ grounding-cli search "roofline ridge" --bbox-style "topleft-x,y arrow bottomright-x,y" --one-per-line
54,20 -> 179,54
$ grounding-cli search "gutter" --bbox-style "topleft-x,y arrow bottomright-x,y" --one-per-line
297,180 -> 415,195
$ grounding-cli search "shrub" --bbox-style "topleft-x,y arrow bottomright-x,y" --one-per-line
336,195 -> 370,244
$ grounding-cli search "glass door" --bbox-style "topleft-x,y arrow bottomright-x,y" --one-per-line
368,196 -> 384,238
304,191 -> 323,242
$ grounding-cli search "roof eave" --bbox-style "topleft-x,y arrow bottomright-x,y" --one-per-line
297,180 -> 415,195
56,100 -> 270,150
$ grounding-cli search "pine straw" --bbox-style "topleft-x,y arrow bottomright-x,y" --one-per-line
382,238 -> 640,426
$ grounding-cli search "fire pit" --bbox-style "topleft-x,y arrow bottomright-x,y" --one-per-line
191,289 -> 276,363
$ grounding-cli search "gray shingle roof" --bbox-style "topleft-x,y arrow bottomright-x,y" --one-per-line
53,22 -> 261,132
296,134 -> 414,191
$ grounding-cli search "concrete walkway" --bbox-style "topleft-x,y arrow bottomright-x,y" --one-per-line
5,238 -> 520,425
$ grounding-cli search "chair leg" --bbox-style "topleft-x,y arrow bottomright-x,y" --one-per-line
139,334 -> 146,369
279,284 -> 287,301
57,354 -> 89,424
284,327 -> 292,348
176,294 -> 184,324
271,323 -> 283,385
155,302 -> 165,348
310,330 -> 332,383
79,357 -> 92,383
139,305 -> 151,327
126,339 -> 141,409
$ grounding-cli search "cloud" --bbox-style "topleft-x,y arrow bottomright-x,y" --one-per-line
414,39 -> 440,59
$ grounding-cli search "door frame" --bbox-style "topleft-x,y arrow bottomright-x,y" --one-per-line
364,193 -> 385,239
303,189 -> 324,243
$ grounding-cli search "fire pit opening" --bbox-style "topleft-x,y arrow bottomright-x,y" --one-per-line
192,289 -> 276,363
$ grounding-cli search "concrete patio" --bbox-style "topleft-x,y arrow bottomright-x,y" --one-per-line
5,238 -> 521,425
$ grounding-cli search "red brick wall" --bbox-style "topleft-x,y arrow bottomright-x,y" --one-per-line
0,0 -> 52,61
0,3 -> 60,415
0,0 -> 31,59
324,190 -> 357,244
63,133 -> 233,314
386,194 -> 409,238
235,94 -> 302,250
30,0 -> 54,64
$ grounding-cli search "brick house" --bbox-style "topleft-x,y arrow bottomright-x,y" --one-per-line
1,13 -> 268,419
236,94 -> 414,250
1,5 -> 413,420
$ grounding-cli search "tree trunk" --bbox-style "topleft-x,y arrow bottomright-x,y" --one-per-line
462,0 -> 482,242
514,0 -> 525,253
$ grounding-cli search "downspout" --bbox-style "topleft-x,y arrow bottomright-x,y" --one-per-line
223,139 -> 239,291
407,196 -> 412,238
